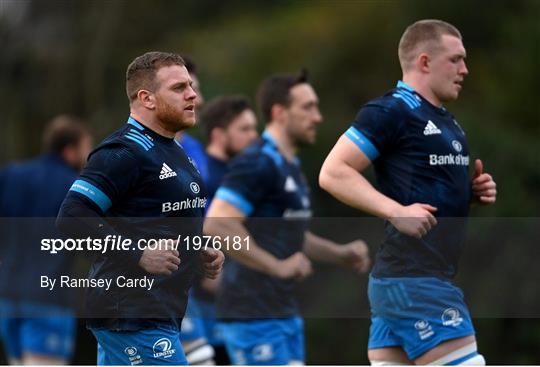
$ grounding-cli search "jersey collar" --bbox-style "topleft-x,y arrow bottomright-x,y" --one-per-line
262,130 -> 301,166
396,80 -> 415,92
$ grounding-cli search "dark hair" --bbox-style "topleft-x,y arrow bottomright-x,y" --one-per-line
125,51 -> 185,102
43,115 -> 89,154
398,19 -> 462,71
256,69 -> 309,124
182,55 -> 197,75
200,95 -> 251,140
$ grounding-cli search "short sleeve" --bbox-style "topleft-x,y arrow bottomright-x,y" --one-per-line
214,154 -> 276,216
67,144 -> 140,214
345,104 -> 402,161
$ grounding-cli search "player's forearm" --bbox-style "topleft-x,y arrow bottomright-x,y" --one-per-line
320,162 -> 400,219
56,192 -> 143,265
203,218 -> 279,276
303,231 -> 342,264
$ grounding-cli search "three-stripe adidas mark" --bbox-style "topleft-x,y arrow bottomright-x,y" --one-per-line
423,120 -> 442,136
159,163 -> 177,180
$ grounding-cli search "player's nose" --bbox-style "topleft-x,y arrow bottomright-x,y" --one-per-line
313,109 -> 323,124
460,61 -> 469,76
186,86 -> 197,101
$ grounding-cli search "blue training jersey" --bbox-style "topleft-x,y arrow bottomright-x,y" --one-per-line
345,81 -> 471,279
58,117 -> 207,331
177,133 -> 209,183
0,154 -> 78,307
204,155 -> 228,206
191,154 -> 227,302
214,131 -> 312,319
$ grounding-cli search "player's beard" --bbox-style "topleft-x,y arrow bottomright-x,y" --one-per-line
155,98 -> 195,132
224,141 -> 240,159
287,124 -> 316,148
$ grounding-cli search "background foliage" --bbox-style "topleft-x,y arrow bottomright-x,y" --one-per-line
1,0 -> 538,363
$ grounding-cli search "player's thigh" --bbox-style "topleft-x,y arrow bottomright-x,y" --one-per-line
20,316 -> 76,362
367,316 -> 411,365
414,335 -> 478,365
368,347 -> 411,365
92,327 -> 188,366
219,320 -> 291,365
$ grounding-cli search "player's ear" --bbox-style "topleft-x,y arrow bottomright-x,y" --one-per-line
271,104 -> 286,122
137,89 -> 156,110
210,127 -> 226,145
417,53 -> 430,73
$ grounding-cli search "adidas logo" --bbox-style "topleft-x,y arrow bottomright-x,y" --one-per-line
159,163 -> 177,180
423,120 -> 442,136
284,176 -> 298,192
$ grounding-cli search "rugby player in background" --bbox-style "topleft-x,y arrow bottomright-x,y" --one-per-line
206,71 -> 370,365
0,115 -> 92,365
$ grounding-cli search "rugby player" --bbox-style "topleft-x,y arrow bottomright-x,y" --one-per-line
0,116 -> 92,364
56,52 -> 224,365
319,20 -> 497,365
180,95 -> 258,365
205,71 -> 370,365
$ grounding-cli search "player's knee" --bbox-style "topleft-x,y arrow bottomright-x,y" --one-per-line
368,347 -> 410,365
184,338 -> 215,365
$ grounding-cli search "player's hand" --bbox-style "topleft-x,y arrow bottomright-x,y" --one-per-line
389,203 -> 438,238
138,239 -> 180,276
472,159 -> 497,205
274,252 -> 312,280
200,248 -> 225,280
338,240 -> 371,273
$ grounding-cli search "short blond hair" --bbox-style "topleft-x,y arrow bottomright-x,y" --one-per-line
398,19 -> 462,71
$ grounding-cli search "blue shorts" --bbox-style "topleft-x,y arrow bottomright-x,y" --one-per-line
92,327 -> 187,366
0,301 -> 75,360
180,297 -> 223,346
367,275 -> 475,360
218,316 -> 304,365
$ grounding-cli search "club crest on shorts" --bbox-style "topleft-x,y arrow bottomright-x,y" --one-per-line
153,337 -> 176,359
124,346 -> 142,365
252,343 -> 274,361
414,319 -> 435,340
442,307 -> 463,327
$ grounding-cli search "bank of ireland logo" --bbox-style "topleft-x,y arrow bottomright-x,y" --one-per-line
452,140 -> 463,153
190,182 -> 200,194
442,307 -> 463,327
414,319 -> 435,340
153,338 -> 176,359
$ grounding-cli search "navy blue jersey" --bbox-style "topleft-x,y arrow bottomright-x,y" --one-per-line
214,132 -> 312,319
191,154 -> 227,302
58,117 -> 207,331
177,133 -> 209,183
204,155 -> 228,205
0,154 -> 77,307
345,81 -> 471,279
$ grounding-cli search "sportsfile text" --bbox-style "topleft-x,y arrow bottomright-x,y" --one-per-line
41,234 -> 250,254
